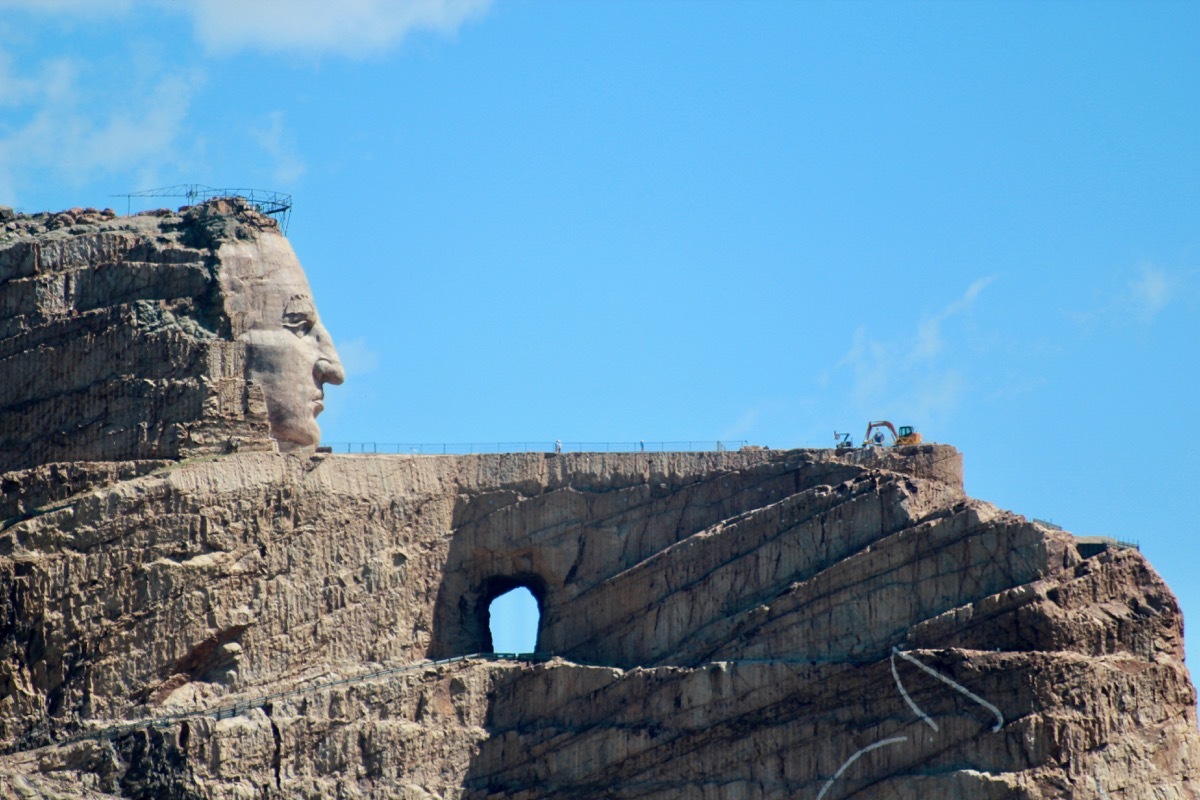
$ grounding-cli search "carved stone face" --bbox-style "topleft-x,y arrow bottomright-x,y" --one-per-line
218,234 -> 345,450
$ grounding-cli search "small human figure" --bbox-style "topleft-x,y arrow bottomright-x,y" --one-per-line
639,440 -> 645,452
555,439 -> 562,454
873,430 -> 885,445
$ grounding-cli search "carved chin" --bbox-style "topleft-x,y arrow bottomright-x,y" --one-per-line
245,349 -> 329,451
268,411 -> 321,450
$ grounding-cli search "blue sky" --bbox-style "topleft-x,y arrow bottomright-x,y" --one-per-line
1,1 -> 1197,665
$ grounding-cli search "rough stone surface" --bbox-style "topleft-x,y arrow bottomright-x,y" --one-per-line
0,204 -> 1195,798
0,445 -> 1196,798
0,200 -> 344,473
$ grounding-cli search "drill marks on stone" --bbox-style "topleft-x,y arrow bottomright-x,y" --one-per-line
890,647 -> 937,732
815,735 -> 907,800
892,646 -> 1004,732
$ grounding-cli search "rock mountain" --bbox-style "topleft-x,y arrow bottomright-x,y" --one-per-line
0,202 -> 1196,799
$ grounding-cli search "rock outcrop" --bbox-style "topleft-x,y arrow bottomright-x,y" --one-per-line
0,202 -> 1196,799
0,200 -> 344,473
0,205 -> 267,472
0,445 -> 1196,799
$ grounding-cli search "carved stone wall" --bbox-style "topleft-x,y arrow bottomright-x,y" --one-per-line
0,204 -> 283,473
0,202 -> 1195,799
0,446 -> 1195,798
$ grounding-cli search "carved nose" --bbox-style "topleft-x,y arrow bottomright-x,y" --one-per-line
313,324 -> 345,385
316,356 -> 345,386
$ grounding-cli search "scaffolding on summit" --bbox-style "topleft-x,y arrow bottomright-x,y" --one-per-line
112,185 -> 294,233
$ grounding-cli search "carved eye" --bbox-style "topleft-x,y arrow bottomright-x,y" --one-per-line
282,295 -> 317,337
283,311 -> 315,336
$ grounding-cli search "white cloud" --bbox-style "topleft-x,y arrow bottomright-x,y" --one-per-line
335,336 -> 380,377
912,275 -> 996,361
251,111 -> 306,185
0,0 -> 493,57
1127,263 -> 1172,322
0,50 -> 201,205
0,51 -> 49,106
834,325 -> 892,409
825,277 -> 996,428
182,0 -> 493,56
0,0 -> 134,15
1067,262 -> 1191,333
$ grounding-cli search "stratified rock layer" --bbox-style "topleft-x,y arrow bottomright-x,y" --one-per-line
0,444 -> 1196,799
0,205 -> 277,473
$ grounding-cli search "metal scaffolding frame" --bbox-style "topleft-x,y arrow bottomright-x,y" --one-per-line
112,184 -> 293,233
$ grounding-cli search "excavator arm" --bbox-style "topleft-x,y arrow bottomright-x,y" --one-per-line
862,421 -> 922,447
863,421 -> 899,445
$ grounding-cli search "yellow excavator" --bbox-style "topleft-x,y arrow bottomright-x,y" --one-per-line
863,420 -> 922,447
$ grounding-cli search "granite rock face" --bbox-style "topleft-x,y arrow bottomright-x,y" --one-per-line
0,445 -> 1195,799
0,202 -> 1196,798
0,200 -> 344,473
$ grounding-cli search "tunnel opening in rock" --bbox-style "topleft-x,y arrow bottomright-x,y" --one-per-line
480,576 -> 545,654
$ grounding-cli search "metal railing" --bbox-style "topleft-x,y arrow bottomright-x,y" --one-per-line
323,441 -> 750,455
319,438 -> 978,456
111,185 -> 293,232
1075,535 -> 1140,551
1037,521 -> 1141,551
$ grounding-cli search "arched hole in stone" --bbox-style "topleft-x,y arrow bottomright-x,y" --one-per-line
482,579 -> 544,654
